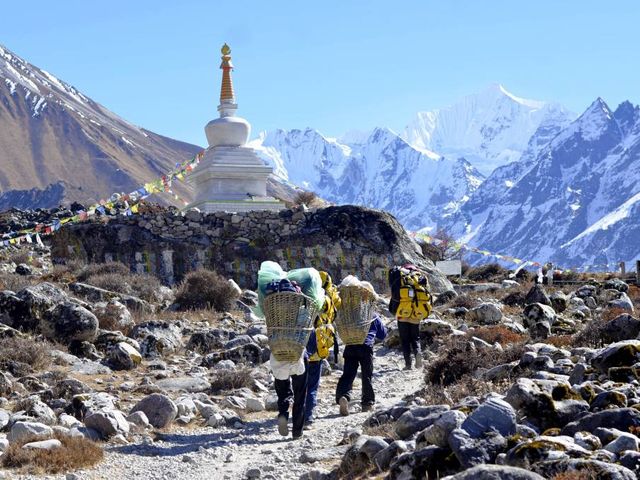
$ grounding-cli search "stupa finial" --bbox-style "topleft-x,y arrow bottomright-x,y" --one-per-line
219,43 -> 235,108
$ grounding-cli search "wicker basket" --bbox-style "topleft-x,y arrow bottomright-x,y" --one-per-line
335,285 -> 376,345
263,292 -> 319,362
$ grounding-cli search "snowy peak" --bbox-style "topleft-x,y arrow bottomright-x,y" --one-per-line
402,84 -> 575,174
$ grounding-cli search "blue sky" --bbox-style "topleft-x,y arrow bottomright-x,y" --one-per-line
2,0 -> 639,146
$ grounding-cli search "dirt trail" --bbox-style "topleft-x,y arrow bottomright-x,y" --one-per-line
51,347 -> 422,480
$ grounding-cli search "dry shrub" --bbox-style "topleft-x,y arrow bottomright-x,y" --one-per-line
77,261 -> 162,302
448,294 -> 480,309
8,251 -> 32,266
545,335 -> 574,348
175,269 -> 239,312
551,469 -> 599,480
422,376 -> 505,406
1,432 -> 103,474
292,190 -> 319,208
0,273 -> 38,292
362,421 -> 399,441
209,367 -> 253,393
337,446 -> 376,480
601,307 -> 629,322
426,336 -> 525,386
465,263 -> 509,282
0,336 -> 51,372
571,316 -> 609,349
470,325 -> 526,345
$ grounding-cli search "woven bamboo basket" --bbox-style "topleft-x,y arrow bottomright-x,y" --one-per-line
335,285 -> 376,345
263,292 -> 319,362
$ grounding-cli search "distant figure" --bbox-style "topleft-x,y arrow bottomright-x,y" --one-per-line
335,314 -> 387,416
537,267 -> 544,284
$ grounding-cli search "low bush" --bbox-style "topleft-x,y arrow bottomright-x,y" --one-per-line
76,262 -> 131,282
1,432 -> 103,474
77,261 -> 162,303
291,190 -> 319,208
209,367 -> 253,393
425,336 -> 525,387
447,294 -> 480,310
0,336 -> 51,372
470,326 -> 526,345
0,273 -> 38,292
175,269 -> 239,312
571,316 -> 609,349
465,263 -> 509,282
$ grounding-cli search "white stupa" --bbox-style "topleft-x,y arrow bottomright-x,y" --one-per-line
187,44 -> 282,213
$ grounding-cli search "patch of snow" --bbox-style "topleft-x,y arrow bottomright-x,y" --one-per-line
504,180 -> 514,188
4,78 -> 16,94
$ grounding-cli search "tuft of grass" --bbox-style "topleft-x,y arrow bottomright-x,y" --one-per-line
422,376 -> 506,406
544,335 -> 574,348
291,190 -> 319,208
470,325 -> 527,345
209,367 -> 254,393
465,263 -> 509,282
1,432 -> 103,474
0,336 -> 51,372
0,273 -> 38,292
175,269 -> 239,312
76,261 -> 162,303
447,294 -> 480,310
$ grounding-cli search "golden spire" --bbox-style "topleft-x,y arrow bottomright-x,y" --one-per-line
219,43 -> 235,104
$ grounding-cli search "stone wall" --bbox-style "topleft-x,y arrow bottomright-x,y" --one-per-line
51,205 -> 451,293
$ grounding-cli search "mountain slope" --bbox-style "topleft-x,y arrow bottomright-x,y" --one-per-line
0,44 -> 293,208
250,127 -> 484,230
445,98 -> 640,267
402,84 -> 575,174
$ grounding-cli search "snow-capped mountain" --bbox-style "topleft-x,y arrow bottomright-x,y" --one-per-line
445,98 -> 640,268
250,128 -> 484,230
402,84 -> 575,174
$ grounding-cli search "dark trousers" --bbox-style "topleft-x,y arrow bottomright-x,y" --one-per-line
398,321 -> 421,365
274,359 -> 308,436
335,344 -> 375,406
304,360 -> 322,422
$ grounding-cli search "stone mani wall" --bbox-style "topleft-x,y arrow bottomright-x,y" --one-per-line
52,205 -> 450,293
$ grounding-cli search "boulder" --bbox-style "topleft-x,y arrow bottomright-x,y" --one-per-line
108,342 -> 142,370
202,343 -> 263,367
93,300 -> 134,332
14,283 -> 68,330
592,340 -> 640,372
8,421 -> 53,443
523,303 -> 556,338
448,428 -> 507,468
533,458 -> 636,480
525,284 -> 551,306
131,393 -> 177,428
605,278 -> 630,293
562,408 -> 640,436
467,303 -> 503,325
186,328 -> 237,353
155,377 -> 211,393
434,290 -> 457,307
127,411 -> 150,429
130,321 -> 183,358
550,291 -> 568,313
610,293 -> 635,313
22,439 -> 61,450
387,446 -> 457,480
576,285 -> 598,299
373,440 -> 409,471
505,435 -> 590,467
441,464 -> 545,480
602,314 -> 640,342
461,397 -> 516,438
41,302 -> 99,343
359,436 -> 389,460
416,410 -> 466,448
84,409 -> 130,438
603,432 -> 639,454
394,405 -> 450,439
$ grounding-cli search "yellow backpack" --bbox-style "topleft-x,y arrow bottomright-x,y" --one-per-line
319,271 -> 341,324
312,323 -> 335,360
393,269 -> 432,323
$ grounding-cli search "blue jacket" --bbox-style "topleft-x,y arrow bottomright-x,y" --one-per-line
363,314 -> 387,347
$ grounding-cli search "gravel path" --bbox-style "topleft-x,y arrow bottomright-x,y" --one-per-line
20,347 -> 422,480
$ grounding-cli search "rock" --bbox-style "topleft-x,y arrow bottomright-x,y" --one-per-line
68,282 -> 153,312
41,302 -> 99,343
591,390 -> 627,411
359,436 -> 389,460
419,319 -> 454,336
299,446 -> 349,464
240,290 -> 258,307
155,377 -> 211,393
93,300 -> 134,332
602,314 -> 640,342
620,451 -> 640,472
532,458 -> 636,479
610,293 -> 635,313
54,378 -> 93,399
576,285 -> 598,299
525,284 -> 551,306
245,397 -> 265,412
434,290 -> 457,307
0,409 -> 10,430
373,440 -> 409,471
131,393 -> 177,428
467,303 -> 502,325
605,278 -> 629,293
0,372 -> 12,397
84,409 -> 130,438
441,464 -> 546,480
523,303 -> 556,338
20,397 -> 57,425
0,438 -> 8,452
562,408 -> 640,436
417,410 -> 466,448
130,321 -> 183,358
108,342 -> 142,370
574,431 -> 601,450
15,263 -> 32,276
387,446 -> 457,480
202,343 -> 263,366
550,291 -> 568,313
448,428 -> 507,468
461,397 -> 516,438
15,283 -> 68,330
187,328 -> 237,353
394,405 -> 450,439
603,432 -> 639,454
8,421 -> 53,443
592,340 -> 640,372
246,467 -> 261,479
59,414 -> 82,429
506,435 -> 590,467
22,439 -> 62,450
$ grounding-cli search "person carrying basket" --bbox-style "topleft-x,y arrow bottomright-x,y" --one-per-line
333,276 -> 387,416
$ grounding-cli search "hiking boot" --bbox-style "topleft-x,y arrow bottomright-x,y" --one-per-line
277,414 -> 289,437
361,403 -> 374,412
403,363 -> 413,371
303,418 -> 314,430
339,396 -> 350,416
415,355 -> 423,368
292,431 -> 303,440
